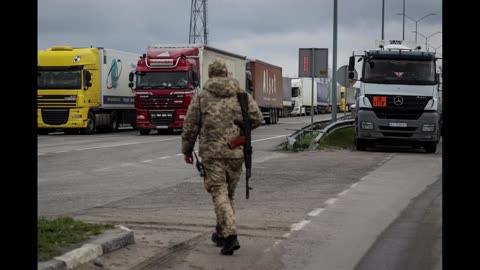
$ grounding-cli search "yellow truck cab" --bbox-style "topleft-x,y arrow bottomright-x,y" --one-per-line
37,46 -> 138,134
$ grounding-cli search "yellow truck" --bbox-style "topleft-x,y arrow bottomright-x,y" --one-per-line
37,46 -> 139,134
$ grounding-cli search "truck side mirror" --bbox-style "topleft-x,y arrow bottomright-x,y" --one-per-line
128,82 -> 134,88
192,72 -> 199,87
129,72 -> 134,82
435,73 -> 440,84
348,56 -> 355,71
84,71 -> 92,89
348,71 -> 355,79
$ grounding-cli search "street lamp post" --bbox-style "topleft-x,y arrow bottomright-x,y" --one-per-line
412,31 -> 442,51
397,13 -> 436,43
428,44 -> 442,55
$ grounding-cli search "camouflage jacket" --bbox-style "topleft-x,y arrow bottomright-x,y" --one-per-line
181,77 -> 263,159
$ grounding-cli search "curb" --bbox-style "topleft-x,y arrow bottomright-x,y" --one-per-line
38,225 -> 134,270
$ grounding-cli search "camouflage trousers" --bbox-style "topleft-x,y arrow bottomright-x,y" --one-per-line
203,158 -> 244,238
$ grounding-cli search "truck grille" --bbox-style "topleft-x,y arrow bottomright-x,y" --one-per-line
38,95 -> 77,108
138,94 -> 185,109
42,109 -> 69,125
366,95 -> 431,120
149,110 -> 175,126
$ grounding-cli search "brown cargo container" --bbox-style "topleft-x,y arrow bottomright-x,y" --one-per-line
246,59 -> 283,124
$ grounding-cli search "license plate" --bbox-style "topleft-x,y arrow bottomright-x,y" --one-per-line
389,122 -> 407,127
373,96 -> 387,107
156,126 -> 168,129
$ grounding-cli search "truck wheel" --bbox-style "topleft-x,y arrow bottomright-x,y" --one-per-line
355,138 -> 367,151
424,142 -> 437,153
265,110 -> 272,124
109,112 -> 119,133
139,129 -> 151,135
272,109 -> 277,124
83,112 -> 96,135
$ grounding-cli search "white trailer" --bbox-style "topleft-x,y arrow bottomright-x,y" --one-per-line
290,78 -> 327,116
281,77 -> 292,117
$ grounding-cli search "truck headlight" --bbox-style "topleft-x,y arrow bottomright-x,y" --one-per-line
179,115 -> 185,119
422,124 -> 435,132
137,115 -> 145,120
72,114 -> 82,119
361,121 -> 374,130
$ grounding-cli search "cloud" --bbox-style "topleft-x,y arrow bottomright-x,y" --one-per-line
38,0 -> 442,77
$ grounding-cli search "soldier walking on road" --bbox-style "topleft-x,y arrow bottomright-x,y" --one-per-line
181,59 -> 263,255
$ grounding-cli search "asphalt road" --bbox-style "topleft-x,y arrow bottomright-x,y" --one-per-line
38,114 -> 442,270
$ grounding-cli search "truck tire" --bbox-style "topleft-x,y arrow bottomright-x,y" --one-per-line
83,112 -> 96,135
355,138 -> 367,151
424,142 -> 437,153
109,112 -> 119,133
265,110 -> 272,125
139,129 -> 151,135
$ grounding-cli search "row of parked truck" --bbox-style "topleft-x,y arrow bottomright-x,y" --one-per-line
37,44 -> 344,135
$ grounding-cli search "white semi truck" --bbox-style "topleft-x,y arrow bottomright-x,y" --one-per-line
290,78 -> 329,116
349,40 -> 442,153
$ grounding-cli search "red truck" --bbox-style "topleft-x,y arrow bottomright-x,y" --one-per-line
246,59 -> 284,124
129,44 -> 247,135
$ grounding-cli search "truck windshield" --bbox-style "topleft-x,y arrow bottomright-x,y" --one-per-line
363,59 -> 435,85
37,68 -> 82,89
292,87 -> 300,98
136,72 -> 189,89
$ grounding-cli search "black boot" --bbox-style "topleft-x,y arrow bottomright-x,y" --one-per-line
211,232 -> 225,247
220,235 -> 240,255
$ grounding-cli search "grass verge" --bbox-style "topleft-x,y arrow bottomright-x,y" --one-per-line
38,216 -> 113,262
318,127 -> 355,149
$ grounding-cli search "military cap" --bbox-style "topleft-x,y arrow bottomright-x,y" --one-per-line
208,59 -> 227,76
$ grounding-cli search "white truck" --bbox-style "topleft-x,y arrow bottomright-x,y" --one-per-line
349,40 -> 442,153
280,77 -> 292,117
290,78 -> 329,116
38,46 -> 139,134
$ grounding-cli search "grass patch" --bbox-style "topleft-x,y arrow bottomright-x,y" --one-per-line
296,131 -> 319,149
318,127 -> 355,149
38,216 -> 113,262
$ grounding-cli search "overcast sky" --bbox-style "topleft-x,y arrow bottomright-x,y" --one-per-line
38,0 -> 442,77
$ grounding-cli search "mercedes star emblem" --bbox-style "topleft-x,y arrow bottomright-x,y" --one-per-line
393,96 -> 404,106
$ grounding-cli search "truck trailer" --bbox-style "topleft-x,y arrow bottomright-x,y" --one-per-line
246,59 -> 284,124
37,46 -> 139,134
280,77 -> 292,117
129,44 -> 246,135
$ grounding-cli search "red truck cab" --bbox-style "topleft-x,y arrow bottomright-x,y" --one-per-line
129,46 -> 200,135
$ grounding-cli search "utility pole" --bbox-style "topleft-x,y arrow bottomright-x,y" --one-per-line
381,0 -> 385,40
332,0 -> 338,121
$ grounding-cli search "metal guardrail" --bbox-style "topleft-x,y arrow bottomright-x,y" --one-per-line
308,119 -> 355,150
285,114 -> 354,150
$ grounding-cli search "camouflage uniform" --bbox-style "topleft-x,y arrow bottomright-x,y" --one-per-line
181,60 -> 263,238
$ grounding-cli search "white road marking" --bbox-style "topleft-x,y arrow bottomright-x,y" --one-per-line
38,137 -> 178,155
252,135 -> 287,142
308,208 -> 325,217
325,198 -> 337,205
291,220 -> 311,231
